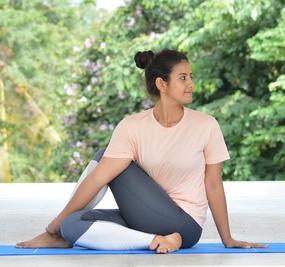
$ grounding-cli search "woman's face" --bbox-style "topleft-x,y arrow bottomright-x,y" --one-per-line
156,60 -> 194,104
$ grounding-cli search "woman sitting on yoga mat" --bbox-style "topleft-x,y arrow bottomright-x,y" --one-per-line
16,49 -> 268,253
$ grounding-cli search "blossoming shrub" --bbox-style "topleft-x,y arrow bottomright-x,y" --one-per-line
54,0 -> 285,182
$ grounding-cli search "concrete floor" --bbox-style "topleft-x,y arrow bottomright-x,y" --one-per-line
0,181 -> 285,266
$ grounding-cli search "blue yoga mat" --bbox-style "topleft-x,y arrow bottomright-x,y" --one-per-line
0,243 -> 283,256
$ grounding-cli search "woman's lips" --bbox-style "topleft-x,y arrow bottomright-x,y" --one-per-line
184,92 -> 192,98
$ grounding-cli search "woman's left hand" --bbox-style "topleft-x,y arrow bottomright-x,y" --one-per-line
223,237 -> 269,249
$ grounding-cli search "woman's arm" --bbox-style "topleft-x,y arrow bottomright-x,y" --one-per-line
47,156 -> 133,234
204,162 -> 268,249
204,162 -> 232,243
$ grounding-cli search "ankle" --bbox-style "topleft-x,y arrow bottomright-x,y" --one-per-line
173,232 -> 181,238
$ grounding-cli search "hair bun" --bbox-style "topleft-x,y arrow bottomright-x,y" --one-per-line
134,50 -> 155,69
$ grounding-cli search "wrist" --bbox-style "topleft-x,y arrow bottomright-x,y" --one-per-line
56,213 -> 66,221
222,236 -> 233,244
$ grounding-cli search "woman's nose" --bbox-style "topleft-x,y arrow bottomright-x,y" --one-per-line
187,79 -> 193,89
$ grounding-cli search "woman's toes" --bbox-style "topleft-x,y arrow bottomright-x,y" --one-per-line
149,235 -> 160,250
156,244 -> 168,254
157,247 -> 168,254
16,242 -> 26,248
150,232 -> 181,253
162,248 -> 168,253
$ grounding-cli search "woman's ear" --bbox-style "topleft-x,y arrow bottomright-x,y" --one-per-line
155,77 -> 167,93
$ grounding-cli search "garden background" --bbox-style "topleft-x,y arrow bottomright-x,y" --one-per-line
0,0 -> 284,183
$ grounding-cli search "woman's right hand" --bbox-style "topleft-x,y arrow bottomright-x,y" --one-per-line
45,216 -> 63,236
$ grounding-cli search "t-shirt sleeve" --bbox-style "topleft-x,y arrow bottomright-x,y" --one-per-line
203,117 -> 230,164
103,117 -> 136,160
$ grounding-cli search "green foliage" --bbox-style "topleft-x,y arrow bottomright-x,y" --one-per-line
248,8 -> 285,62
2,0 -> 284,182
0,0 -> 97,182
55,0 -> 284,182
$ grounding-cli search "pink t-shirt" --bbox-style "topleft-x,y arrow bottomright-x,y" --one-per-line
103,106 -> 230,228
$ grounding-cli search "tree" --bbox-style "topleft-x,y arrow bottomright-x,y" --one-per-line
2,0 -> 284,182
0,0 -> 97,182
0,64 -> 12,182
58,0 -> 284,181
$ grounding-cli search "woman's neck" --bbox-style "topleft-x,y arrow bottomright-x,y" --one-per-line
153,100 -> 184,127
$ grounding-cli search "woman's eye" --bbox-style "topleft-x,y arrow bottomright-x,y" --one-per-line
180,75 -> 193,80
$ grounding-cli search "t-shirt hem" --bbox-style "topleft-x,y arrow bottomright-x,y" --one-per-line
205,156 -> 230,164
188,213 -> 204,229
103,153 -> 134,160
180,206 -> 206,229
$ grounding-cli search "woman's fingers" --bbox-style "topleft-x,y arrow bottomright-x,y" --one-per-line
45,227 -> 54,235
240,242 -> 269,249
45,223 -> 60,235
246,242 -> 269,248
45,217 -> 62,235
224,238 -> 269,249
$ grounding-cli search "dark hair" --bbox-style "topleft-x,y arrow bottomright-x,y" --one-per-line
134,49 -> 189,99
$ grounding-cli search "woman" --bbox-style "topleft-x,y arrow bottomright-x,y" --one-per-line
16,49 -> 268,254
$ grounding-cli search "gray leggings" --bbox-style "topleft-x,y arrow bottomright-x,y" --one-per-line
60,148 -> 202,249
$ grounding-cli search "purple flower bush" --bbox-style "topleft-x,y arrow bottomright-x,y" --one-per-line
52,2 -> 162,181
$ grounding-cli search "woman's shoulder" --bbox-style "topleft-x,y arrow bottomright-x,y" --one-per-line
123,108 -> 151,123
186,107 -> 215,123
117,109 -> 151,132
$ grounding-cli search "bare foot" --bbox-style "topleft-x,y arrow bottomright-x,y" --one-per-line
16,232 -> 72,248
149,232 -> 182,254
